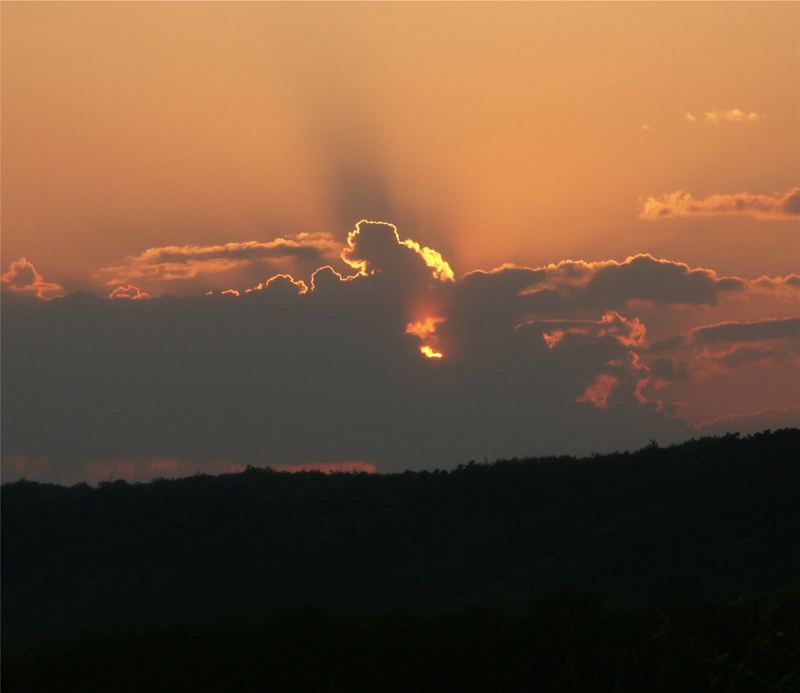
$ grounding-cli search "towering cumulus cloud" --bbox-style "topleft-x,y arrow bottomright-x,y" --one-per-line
341,219 -> 455,283
2,222 -> 798,484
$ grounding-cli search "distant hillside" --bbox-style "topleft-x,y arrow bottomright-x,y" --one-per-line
3,430 -> 800,647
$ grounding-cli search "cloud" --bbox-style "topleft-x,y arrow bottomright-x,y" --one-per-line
456,255 -> 746,335
639,187 -> 800,221
242,274 -> 309,296
691,317 -> 800,345
108,285 -> 150,300
702,108 -> 760,124
2,223 -> 693,483
639,316 -> 800,425
685,108 -> 760,124
576,374 -> 619,409
525,312 -> 647,350
713,345 -> 798,370
651,317 -> 800,352
341,219 -> 455,283
98,233 -> 340,285
4,222 -> 798,484
752,274 -> 800,294
406,316 -> 447,358
1,258 -> 64,300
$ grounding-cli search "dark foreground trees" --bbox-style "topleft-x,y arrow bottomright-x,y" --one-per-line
4,593 -> 800,692
3,430 -> 800,690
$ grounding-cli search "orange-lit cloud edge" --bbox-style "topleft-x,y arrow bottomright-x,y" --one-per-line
8,208 -> 796,301
97,233 -> 340,285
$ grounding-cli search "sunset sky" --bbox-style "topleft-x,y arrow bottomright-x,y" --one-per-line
2,2 -> 798,483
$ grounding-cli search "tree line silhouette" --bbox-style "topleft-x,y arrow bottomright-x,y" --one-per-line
3,429 -> 800,690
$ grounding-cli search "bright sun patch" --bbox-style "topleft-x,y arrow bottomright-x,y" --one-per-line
420,345 -> 444,359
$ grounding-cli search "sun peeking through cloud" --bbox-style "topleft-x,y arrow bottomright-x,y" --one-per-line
406,316 -> 447,359
197,220 -> 454,359
419,345 -> 444,359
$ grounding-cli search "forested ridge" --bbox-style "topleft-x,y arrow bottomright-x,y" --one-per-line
3,430 -> 800,691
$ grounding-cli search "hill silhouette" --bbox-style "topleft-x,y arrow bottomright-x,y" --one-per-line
3,430 -> 800,690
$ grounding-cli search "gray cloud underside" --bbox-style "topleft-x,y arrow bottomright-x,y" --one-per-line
692,317 -> 800,344
1,284 -> 686,482
3,225 -> 798,482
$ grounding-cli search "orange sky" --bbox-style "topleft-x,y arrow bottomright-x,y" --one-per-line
2,1 -> 798,292
2,2 -> 799,483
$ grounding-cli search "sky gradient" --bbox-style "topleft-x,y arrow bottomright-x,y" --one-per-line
2,2 -> 798,483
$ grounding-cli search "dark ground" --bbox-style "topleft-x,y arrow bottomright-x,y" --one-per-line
3,429 -> 800,691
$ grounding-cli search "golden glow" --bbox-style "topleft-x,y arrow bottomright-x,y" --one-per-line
400,239 -> 455,282
420,345 -> 444,359
407,316 -> 446,359
405,316 -> 446,339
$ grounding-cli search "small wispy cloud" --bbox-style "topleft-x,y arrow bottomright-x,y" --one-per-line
703,108 -> 760,124
685,108 -> 761,125
640,187 -> 800,221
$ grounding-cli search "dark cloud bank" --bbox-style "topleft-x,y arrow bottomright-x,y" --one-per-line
3,222 -> 798,483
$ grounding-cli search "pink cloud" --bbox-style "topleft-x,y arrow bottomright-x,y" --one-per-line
576,374 -> 619,409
